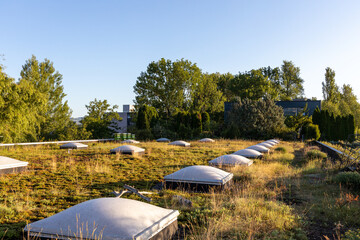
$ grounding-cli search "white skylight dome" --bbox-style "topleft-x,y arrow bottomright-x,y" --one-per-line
209,154 -> 253,167
156,138 -> 171,142
257,142 -> 274,148
168,140 -> 190,147
110,145 -> 145,155
233,149 -> 262,158
60,142 -> 88,149
198,138 -> 215,143
24,198 -> 179,240
164,165 -> 233,186
0,156 -> 28,175
246,145 -> 270,153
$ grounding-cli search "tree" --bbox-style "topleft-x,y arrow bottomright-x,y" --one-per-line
0,66 -> 46,143
322,67 -> 340,103
279,60 -> 304,100
20,55 -> 72,140
136,105 -> 158,130
284,104 -> 311,131
191,73 -> 225,113
228,69 -> 277,100
133,58 -> 202,117
261,66 -> 281,100
82,99 -> 121,139
225,97 -> 284,139
214,72 -> 234,101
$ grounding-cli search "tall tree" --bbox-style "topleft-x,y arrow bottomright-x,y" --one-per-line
214,72 -> 234,101
340,84 -> 360,127
261,66 -> 281,100
191,73 -> 225,113
20,55 -> 72,140
279,60 -> 304,100
82,99 -> 121,139
228,69 -> 277,100
322,67 -> 339,103
134,58 -> 202,117
0,66 -> 45,142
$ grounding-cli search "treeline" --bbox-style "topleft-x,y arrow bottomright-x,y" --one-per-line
133,58 -> 306,140
313,108 -> 355,141
133,58 -> 360,141
0,56 -> 120,143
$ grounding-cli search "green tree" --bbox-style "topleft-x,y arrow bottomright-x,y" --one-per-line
136,105 -> 158,130
226,97 -> 284,139
322,67 -> 340,103
261,66 -> 281,100
191,73 -> 225,113
279,60 -> 304,100
133,58 -> 202,117
0,66 -> 45,143
284,104 -> 311,131
20,55 -> 72,140
82,99 -> 121,139
228,69 -> 277,100
214,72 -> 234,101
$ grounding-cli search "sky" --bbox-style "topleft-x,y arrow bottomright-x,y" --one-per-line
1,0 -> 360,117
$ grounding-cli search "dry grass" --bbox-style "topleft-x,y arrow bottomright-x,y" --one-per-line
0,140 -> 359,239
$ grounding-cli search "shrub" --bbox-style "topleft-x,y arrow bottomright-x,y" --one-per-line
274,127 -> 298,141
302,123 -> 320,140
343,228 -> 360,240
225,97 -> 284,139
334,172 -> 360,190
306,150 -> 327,160
275,147 -> 286,153
135,129 -> 153,140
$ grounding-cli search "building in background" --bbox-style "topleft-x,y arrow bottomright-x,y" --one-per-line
275,100 -> 321,116
111,104 -> 135,133
224,99 -> 321,121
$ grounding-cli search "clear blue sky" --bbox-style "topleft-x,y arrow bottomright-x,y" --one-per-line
1,0 -> 360,117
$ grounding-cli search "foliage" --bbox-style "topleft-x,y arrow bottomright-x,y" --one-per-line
136,105 -> 158,130
191,73 -> 225,113
343,228 -> 360,240
0,66 -> 45,143
313,107 -> 355,141
301,123 -> 320,140
284,104 -> 312,131
306,149 -> 327,160
201,112 -> 210,131
279,60 -> 304,100
133,58 -> 203,117
321,77 -> 360,129
225,97 -> 284,139
275,146 -> 287,153
20,55 -> 72,140
228,69 -> 277,100
82,99 -> 121,139
322,67 -> 340,103
57,121 -> 91,140
334,172 -> 360,190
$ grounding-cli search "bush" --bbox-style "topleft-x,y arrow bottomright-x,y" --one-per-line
135,129 -> 153,140
343,228 -> 360,240
302,123 -> 320,140
306,150 -> 327,160
334,172 -> 360,190
225,97 -> 284,139
275,147 -> 286,153
274,127 -> 297,141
